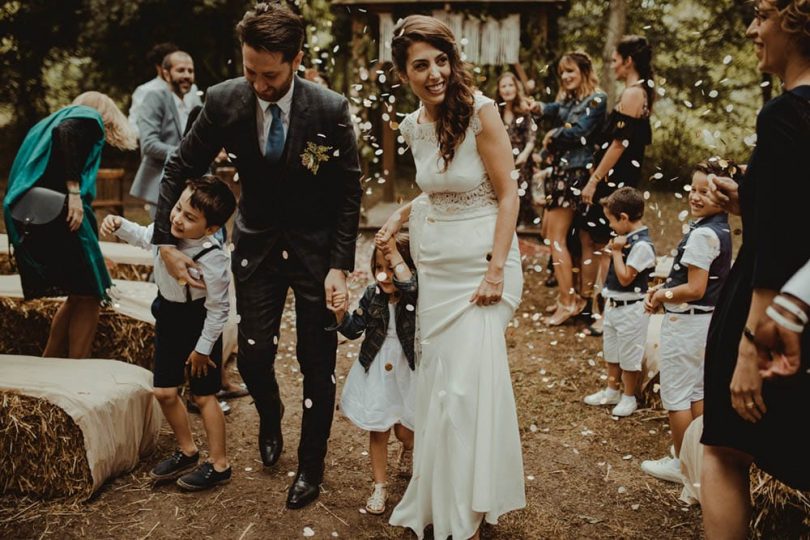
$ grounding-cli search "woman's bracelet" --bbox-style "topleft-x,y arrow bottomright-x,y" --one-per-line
484,276 -> 504,285
766,305 -> 805,333
773,295 -> 809,325
742,326 -> 757,344
590,172 -> 603,183
68,189 -> 81,195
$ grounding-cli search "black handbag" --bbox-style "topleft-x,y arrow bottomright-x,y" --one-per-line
10,186 -> 67,229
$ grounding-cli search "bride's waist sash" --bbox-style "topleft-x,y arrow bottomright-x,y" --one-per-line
426,179 -> 499,221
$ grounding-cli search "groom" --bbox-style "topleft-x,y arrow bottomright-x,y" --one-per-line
152,3 -> 361,509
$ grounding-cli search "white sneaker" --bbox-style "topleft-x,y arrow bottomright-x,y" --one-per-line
641,456 -> 683,483
611,395 -> 638,417
583,388 -> 621,406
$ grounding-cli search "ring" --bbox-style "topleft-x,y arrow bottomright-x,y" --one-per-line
745,402 -> 754,408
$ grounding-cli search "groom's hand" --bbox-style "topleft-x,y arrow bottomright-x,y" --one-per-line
325,268 -> 348,312
160,246 -> 205,289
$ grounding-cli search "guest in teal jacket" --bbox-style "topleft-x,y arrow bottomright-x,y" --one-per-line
3,92 -> 136,358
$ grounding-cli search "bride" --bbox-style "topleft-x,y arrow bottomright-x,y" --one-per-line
378,15 -> 526,540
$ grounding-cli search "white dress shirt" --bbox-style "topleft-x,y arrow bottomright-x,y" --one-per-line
114,219 -> 230,356
256,78 -> 294,157
172,92 -> 190,134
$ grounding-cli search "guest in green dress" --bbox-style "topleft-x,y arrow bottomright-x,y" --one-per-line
3,91 -> 136,358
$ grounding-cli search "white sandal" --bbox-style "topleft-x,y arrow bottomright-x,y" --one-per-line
365,482 -> 387,515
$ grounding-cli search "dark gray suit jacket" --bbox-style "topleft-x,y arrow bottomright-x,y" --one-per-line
131,88 -> 184,204
152,76 -> 362,282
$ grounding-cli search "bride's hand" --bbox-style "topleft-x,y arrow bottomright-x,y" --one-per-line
470,270 -> 504,306
376,211 -> 403,243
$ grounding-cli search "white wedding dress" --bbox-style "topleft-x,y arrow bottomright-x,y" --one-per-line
388,95 -> 526,539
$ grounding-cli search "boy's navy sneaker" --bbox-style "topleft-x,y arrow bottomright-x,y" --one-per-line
176,462 -> 232,491
149,449 -> 199,481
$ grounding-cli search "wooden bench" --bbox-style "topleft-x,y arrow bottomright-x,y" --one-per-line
92,168 -> 126,216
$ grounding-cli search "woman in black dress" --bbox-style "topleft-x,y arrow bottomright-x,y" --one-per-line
3,92 -> 136,358
580,36 -> 653,333
699,1 -> 810,537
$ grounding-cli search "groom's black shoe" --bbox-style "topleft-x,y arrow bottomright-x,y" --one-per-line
259,403 -> 284,467
286,469 -> 322,509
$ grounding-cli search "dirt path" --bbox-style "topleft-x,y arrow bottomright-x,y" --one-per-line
0,241 -> 703,539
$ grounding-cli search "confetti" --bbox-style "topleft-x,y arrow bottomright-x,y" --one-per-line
303,528 -> 315,537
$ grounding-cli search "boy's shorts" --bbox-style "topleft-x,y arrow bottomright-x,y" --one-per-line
603,299 -> 649,372
151,295 -> 222,396
659,311 -> 711,411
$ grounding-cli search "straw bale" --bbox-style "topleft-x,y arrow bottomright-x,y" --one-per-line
0,298 -> 153,369
751,468 -> 810,539
0,254 -> 13,276
0,392 -> 93,499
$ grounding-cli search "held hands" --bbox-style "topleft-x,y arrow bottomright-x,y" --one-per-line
186,350 -> 216,378
160,246 -> 205,289
470,269 -> 504,306
376,211 -> 403,244
754,317 -> 802,378
100,215 -> 122,237
328,291 -> 348,324
66,193 -> 84,232
325,268 -> 349,315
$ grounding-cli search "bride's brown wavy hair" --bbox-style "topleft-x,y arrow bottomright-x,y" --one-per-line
391,15 -> 475,171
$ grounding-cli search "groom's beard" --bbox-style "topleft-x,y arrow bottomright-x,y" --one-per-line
256,69 -> 294,103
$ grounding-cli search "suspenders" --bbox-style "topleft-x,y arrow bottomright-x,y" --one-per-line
184,245 -> 219,302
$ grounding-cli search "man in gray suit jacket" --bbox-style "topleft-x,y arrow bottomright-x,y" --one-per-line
152,4 -> 361,510
131,51 -> 195,213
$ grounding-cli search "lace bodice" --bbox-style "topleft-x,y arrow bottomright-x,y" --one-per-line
399,94 -> 498,215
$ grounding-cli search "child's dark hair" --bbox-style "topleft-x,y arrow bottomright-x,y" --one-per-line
600,187 -> 645,221
184,175 -> 237,227
370,233 -> 415,276
694,156 -> 743,182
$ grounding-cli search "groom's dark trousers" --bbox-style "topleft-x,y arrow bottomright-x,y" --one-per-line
236,242 -> 337,473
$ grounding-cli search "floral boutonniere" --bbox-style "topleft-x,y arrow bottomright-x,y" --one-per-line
300,142 -> 333,175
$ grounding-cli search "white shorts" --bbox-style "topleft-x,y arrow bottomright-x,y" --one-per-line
603,300 -> 649,372
659,312 -> 711,411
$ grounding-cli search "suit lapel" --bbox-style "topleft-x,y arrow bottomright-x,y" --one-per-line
284,76 -> 312,171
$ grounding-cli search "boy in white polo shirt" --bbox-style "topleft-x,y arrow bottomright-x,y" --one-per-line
584,187 -> 656,417
641,159 -> 737,483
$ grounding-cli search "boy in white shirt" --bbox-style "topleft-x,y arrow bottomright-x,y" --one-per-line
641,159 -> 736,483
101,175 -> 236,490
584,187 -> 656,417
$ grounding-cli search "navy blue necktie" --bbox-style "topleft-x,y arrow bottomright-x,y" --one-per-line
264,104 -> 285,162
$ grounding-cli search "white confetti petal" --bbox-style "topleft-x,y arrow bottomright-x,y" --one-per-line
303,527 -> 315,537
304,398 -> 313,409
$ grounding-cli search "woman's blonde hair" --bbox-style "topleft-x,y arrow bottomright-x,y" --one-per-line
72,91 -> 137,150
555,51 -> 600,102
496,71 -> 530,115
775,0 -> 810,57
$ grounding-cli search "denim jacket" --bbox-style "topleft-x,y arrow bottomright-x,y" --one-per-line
539,91 -> 607,171
337,275 -> 417,371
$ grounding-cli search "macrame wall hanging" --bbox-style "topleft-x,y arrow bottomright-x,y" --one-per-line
377,12 -> 521,67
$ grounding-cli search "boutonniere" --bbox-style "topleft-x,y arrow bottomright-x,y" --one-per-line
300,142 -> 333,175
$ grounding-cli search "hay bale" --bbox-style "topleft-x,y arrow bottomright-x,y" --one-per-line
0,297 -> 153,368
0,392 -> 93,499
751,469 -> 810,539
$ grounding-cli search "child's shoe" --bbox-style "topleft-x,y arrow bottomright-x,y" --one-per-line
640,456 -> 683,484
583,387 -> 621,406
176,462 -> 232,491
397,445 -> 413,478
365,482 -> 387,515
611,395 -> 638,417
149,449 -> 199,481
